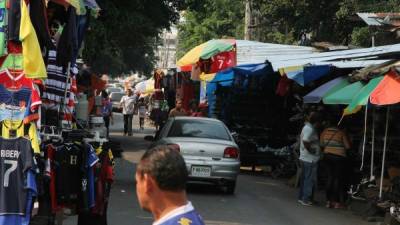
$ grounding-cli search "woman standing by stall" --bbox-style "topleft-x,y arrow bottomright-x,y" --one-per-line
320,117 -> 351,209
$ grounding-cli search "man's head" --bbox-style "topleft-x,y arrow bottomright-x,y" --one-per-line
309,111 -> 323,129
126,89 -> 133,96
135,145 -> 188,212
139,98 -> 144,103
175,100 -> 183,110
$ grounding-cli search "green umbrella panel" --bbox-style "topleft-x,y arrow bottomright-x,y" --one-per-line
322,81 -> 365,105
200,39 -> 235,59
343,76 -> 384,115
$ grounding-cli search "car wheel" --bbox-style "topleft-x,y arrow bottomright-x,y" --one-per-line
225,181 -> 236,195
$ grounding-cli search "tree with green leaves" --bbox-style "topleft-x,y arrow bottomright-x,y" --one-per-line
82,0 -> 183,76
178,0 -> 400,52
177,0 -> 244,58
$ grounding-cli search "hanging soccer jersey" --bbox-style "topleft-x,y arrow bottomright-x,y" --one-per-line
19,0 -> 47,79
0,85 -> 32,112
0,54 -> 23,71
0,69 -> 41,110
0,170 -> 36,225
0,137 -> 34,215
1,120 -> 40,154
48,142 -> 98,212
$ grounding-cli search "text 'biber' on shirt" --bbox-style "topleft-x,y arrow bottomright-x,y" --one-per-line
153,202 -> 205,225
0,137 -> 34,215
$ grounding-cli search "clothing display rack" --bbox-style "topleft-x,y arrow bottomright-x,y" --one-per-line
0,1 -> 111,225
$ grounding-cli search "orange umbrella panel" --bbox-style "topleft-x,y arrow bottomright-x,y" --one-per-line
370,70 -> 400,105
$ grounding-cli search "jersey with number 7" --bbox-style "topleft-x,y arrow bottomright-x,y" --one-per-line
0,137 -> 33,215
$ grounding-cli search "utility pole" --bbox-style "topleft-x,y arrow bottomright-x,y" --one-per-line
244,0 -> 252,40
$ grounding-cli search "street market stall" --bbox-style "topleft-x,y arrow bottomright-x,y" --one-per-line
0,1 -> 118,225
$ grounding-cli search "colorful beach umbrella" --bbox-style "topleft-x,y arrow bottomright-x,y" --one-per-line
303,76 -> 349,103
342,69 -> 400,115
322,81 -> 365,105
177,39 -> 235,67
343,76 -> 384,115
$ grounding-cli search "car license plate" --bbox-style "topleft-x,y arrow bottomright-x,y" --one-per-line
191,166 -> 211,177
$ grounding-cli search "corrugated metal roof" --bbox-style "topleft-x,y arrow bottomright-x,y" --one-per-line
357,13 -> 382,26
236,40 -> 316,65
357,12 -> 400,26
267,43 -> 400,71
314,60 -> 391,68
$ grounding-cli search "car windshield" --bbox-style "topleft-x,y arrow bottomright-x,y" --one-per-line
108,88 -> 121,93
110,93 -> 124,101
168,120 -> 231,141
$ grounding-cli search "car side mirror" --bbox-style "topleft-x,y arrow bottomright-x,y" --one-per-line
144,135 -> 155,142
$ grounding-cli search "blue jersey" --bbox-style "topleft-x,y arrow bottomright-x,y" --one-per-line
0,137 -> 34,215
0,169 -> 36,225
86,144 -> 99,208
154,202 -> 205,225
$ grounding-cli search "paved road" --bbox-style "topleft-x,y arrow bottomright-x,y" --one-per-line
64,114 -> 376,225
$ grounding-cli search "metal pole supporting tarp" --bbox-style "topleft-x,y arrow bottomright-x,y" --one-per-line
360,105 -> 368,171
370,107 -> 376,181
379,107 -> 390,199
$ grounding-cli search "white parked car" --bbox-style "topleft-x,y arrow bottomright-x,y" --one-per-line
146,117 -> 240,194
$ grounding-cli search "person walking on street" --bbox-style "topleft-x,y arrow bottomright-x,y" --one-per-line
298,111 -> 323,206
169,99 -> 188,117
101,91 -> 113,138
138,98 -> 147,130
120,89 -> 136,136
320,116 -> 351,209
135,145 -> 205,225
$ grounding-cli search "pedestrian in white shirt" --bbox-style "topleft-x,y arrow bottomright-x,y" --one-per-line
298,111 -> 322,206
120,89 -> 136,136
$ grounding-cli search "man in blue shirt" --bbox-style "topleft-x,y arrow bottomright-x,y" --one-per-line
135,146 -> 205,225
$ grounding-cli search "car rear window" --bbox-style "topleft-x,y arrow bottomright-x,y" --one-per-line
111,93 -> 124,101
168,120 -> 231,141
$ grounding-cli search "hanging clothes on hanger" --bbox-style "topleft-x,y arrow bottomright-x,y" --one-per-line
0,120 -> 41,154
46,141 -> 98,213
29,0 -> 56,51
19,0 -> 47,79
0,137 -> 37,225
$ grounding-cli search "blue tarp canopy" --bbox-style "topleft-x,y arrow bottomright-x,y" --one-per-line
207,63 -> 274,116
282,65 -> 332,86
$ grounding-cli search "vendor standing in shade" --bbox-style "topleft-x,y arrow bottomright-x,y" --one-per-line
169,99 -> 187,117
320,116 -> 351,209
120,89 -> 136,136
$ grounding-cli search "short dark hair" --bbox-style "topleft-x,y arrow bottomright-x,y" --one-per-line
137,145 -> 188,191
309,111 -> 322,125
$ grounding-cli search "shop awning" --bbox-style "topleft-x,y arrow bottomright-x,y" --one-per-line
322,81 -> 365,105
279,65 -> 331,86
303,76 -> 349,103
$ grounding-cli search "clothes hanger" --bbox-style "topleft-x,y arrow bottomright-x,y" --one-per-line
40,125 -> 64,142
83,131 -> 107,147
